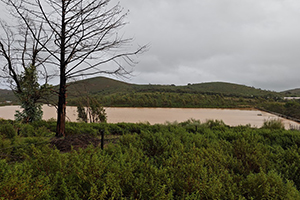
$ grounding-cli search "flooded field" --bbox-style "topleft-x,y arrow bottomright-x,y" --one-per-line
0,105 -> 299,129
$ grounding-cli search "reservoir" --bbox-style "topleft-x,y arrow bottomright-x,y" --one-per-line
0,105 -> 299,129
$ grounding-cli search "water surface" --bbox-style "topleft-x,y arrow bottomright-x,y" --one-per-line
0,105 -> 299,129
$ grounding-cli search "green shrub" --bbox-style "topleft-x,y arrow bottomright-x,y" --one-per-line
64,122 -> 99,136
0,123 -> 16,139
108,124 -> 124,135
241,171 -> 300,199
2,121 -> 300,199
36,126 -> 54,137
19,124 -> 35,137
275,145 -> 300,190
262,119 -> 285,130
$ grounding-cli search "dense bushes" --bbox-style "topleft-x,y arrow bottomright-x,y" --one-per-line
0,123 -> 16,139
1,120 -> 300,199
262,119 -> 285,130
261,99 -> 300,120
92,92 -> 266,108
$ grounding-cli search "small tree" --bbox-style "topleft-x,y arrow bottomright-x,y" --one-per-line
14,65 -> 52,123
0,18 -> 53,123
77,102 -> 88,123
77,96 -> 107,123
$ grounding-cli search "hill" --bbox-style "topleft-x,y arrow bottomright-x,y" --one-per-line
281,88 -> 300,96
131,82 -> 279,98
62,76 -> 285,108
67,76 -> 133,94
0,89 -> 16,103
0,76 -> 283,105
66,77 -> 281,98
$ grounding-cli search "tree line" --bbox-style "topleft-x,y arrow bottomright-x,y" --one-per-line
67,91 -> 275,108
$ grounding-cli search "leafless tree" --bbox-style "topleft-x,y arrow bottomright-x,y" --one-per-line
0,18 -> 51,92
2,0 -> 147,137
0,14 -> 55,122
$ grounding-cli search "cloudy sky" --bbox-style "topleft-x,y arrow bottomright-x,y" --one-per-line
108,0 -> 300,92
0,0 -> 299,92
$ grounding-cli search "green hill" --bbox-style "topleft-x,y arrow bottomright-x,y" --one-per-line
63,77 -> 284,108
66,77 -> 281,98
67,77 -> 132,93
0,76 -> 283,105
0,89 -> 16,103
281,88 -> 300,96
65,77 -> 134,99
133,82 -> 279,98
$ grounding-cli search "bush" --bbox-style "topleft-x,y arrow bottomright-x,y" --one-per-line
3,121 -> 300,199
19,124 -> 35,137
0,123 -> 16,139
262,119 -> 285,130
65,122 -> 99,136
241,171 -> 300,199
35,126 -> 54,137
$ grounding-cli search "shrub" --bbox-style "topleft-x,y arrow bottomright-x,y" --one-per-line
19,124 -> 35,137
108,124 -> 124,135
262,119 -> 285,130
0,123 -> 16,139
2,121 -> 300,199
36,126 -> 54,137
241,171 -> 300,199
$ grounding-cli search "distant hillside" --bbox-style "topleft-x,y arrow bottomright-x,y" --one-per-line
0,76 -> 283,104
0,89 -> 16,103
64,77 -> 285,108
132,82 -> 280,98
66,76 -> 133,98
281,88 -> 300,96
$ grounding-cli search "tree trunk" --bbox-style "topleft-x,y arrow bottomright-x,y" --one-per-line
56,2 -> 66,137
56,76 -> 66,137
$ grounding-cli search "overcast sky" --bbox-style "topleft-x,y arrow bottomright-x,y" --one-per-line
107,0 -> 300,92
1,0 -> 300,92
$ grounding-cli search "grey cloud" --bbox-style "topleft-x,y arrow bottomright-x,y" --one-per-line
3,0 -> 298,91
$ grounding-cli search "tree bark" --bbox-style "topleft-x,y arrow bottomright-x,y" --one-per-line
56,75 -> 66,137
56,1 -> 66,137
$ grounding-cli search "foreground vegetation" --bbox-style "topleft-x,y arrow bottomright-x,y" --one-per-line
1,119 -> 300,199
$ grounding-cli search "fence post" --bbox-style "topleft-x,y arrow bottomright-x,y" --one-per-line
101,130 -> 104,150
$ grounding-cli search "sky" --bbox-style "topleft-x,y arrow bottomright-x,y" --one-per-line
0,0 -> 300,92
108,0 -> 300,92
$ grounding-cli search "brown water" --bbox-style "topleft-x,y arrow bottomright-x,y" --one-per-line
0,105 -> 299,129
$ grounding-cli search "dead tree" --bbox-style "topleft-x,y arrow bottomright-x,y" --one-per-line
2,0 -> 147,137
0,16 -> 54,122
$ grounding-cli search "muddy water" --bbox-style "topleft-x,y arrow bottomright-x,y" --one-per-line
0,105 -> 299,129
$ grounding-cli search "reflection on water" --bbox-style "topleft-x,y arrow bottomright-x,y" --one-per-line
0,105 -> 299,129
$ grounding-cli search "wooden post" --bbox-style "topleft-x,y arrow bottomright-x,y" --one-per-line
101,130 -> 104,150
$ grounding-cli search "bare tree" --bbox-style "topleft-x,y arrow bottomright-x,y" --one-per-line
0,16 -> 54,122
2,0 -> 146,137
